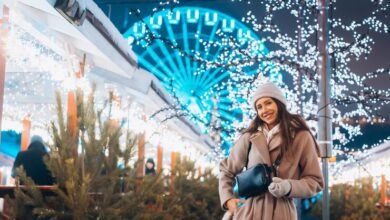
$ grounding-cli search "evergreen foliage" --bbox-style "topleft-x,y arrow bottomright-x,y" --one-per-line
308,177 -> 390,220
165,157 -> 224,219
12,89 -> 223,220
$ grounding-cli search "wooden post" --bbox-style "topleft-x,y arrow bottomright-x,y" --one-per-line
157,144 -> 163,173
170,151 -> 177,193
67,90 -> 78,158
136,115 -> 147,177
20,116 -> 31,151
67,54 -> 86,159
380,175 -> 386,211
171,152 -> 181,173
170,151 -> 177,172
0,5 -> 9,143
67,93 -> 76,126
368,176 -> 373,197
137,132 -> 145,177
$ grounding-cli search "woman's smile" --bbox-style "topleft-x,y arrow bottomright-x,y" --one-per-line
255,97 -> 279,129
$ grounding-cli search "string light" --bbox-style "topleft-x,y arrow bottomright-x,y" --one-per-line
125,0 -> 389,167
1,5 -> 210,166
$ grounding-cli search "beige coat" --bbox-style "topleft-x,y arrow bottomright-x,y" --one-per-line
219,130 -> 324,220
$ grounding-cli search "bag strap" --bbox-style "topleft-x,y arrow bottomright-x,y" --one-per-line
272,153 -> 283,176
244,141 -> 252,169
245,141 -> 283,176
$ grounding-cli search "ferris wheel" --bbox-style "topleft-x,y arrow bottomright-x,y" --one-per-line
124,7 -> 270,149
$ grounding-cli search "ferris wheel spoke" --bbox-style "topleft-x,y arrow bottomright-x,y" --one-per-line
181,16 -> 193,83
138,56 -> 180,87
154,41 -> 183,82
199,45 -> 222,85
204,20 -> 220,55
141,25 -> 182,84
197,68 -> 218,88
162,16 -> 190,83
144,48 -> 178,83
219,109 -> 238,122
156,56 -> 194,88
195,21 -> 221,87
192,17 -> 204,77
203,71 -> 230,91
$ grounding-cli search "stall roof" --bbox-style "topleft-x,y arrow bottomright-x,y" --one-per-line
8,0 -> 137,77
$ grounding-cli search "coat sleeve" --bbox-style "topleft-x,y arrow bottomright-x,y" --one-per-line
287,131 -> 324,198
218,133 -> 250,209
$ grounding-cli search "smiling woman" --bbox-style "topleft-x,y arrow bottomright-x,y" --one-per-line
219,81 -> 324,220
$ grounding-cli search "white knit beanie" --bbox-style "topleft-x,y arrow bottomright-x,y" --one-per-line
251,82 -> 287,108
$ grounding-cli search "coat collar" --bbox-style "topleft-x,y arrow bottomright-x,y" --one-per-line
268,135 -> 283,152
249,132 -> 272,165
249,130 -> 283,166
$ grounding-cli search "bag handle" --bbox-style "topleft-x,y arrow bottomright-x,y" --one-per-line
245,141 -> 283,176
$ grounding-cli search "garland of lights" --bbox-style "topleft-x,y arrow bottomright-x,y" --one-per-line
126,0 -> 390,161
4,9 -> 213,164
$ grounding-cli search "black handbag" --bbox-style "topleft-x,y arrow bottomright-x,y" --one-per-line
235,142 -> 282,198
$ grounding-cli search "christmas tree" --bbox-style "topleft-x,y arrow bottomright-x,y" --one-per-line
12,88 -> 160,219
11,88 -> 224,219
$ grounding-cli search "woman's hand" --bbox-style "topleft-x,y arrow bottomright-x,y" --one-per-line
268,177 -> 292,198
226,198 -> 245,214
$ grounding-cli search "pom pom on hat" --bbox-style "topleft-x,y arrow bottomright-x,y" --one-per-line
251,82 -> 287,108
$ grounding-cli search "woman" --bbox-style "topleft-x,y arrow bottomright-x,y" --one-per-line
219,82 -> 324,220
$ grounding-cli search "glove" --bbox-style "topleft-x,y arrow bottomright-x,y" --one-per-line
268,177 -> 292,198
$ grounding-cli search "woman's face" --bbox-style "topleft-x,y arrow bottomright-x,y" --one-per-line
255,97 -> 279,129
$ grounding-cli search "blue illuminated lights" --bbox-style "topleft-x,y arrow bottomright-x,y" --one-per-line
132,23 -> 145,38
149,16 -> 163,29
204,12 -> 218,26
124,7 -> 281,149
167,11 -> 180,25
222,19 -> 235,32
186,9 -> 200,23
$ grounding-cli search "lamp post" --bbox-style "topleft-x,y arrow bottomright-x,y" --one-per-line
317,0 -> 332,220
296,1 -> 306,218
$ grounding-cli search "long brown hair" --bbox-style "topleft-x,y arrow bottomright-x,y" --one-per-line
243,98 -> 319,158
